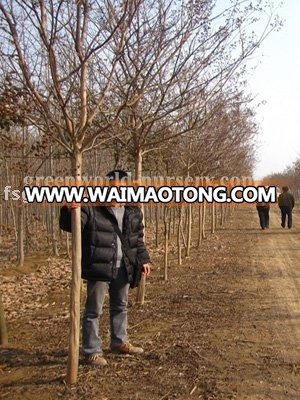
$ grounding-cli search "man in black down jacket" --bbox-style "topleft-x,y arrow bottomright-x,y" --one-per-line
278,186 -> 295,229
59,170 -> 151,366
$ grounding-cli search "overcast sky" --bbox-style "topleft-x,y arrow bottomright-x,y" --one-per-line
246,0 -> 300,178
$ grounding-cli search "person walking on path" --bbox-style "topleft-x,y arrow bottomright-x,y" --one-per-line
278,186 -> 295,229
256,201 -> 270,230
59,170 -> 151,367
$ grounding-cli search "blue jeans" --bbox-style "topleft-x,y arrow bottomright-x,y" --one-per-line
280,206 -> 293,228
257,206 -> 270,229
82,264 -> 130,355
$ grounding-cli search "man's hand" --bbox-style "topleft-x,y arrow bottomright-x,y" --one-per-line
66,202 -> 80,210
142,263 -> 151,276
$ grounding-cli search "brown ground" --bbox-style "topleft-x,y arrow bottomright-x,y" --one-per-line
0,206 -> 300,400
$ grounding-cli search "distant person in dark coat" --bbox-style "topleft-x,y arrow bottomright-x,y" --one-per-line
256,201 -> 270,230
278,186 -> 295,229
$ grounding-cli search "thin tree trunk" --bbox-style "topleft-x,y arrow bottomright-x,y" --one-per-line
211,202 -> 215,234
17,205 -> 24,267
0,204 -> 2,246
202,201 -> 206,239
177,207 -> 183,265
17,126 -> 27,265
172,207 -> 176,236
49,148 -> 59,256
221,203 -> 227,225
46,209 -> 51,247
0,292 -> 8,346
155,205 -> 159,248
197,204 -> 203,247
50,206 -> 59,256
186,204 -> 192,257
180,224 -> 187,250
163,207 -> 169,281
135,148 -> 146,305
25,206 -> 30,254
66,232 -> 70,258
5,162 -> 17,241
10,204 -> 17,242
66,149 -> 82,385
168,209 -> 172,240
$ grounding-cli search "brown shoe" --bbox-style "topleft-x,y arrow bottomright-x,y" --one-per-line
112,342 -> 144,355
85,354 -> 108,366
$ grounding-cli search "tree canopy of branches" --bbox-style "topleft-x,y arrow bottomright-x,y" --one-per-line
266,158 -> 300,195
107,0 -> 279,178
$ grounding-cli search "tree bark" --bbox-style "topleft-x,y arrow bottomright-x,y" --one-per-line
202,201 -> 207,239
135,148 -> 147,305
155,206 -> 159,248
163,207 -> 169,281
25,206 -> 30,255
197,203 -> 203,248
17,205 -> 24,267
50,206 -> 59,256
211,202 -> 215,234
177,207 -> 183,265
66,232 -> 70,259
66,149 -> 82,385
49,147 -> 59,256
5,162 -> 17,241
186,204 -> 192,257
0,204 -> 2,246
0,292 -> 8,346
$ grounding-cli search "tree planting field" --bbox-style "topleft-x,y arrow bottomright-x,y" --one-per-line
1,206 -> 299,400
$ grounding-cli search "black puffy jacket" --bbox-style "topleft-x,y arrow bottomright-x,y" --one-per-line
59,206 -> 151,282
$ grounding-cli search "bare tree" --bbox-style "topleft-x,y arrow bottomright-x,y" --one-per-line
110,0 -> 278,176
0,0 -> 138,384
110,0 -> 278,299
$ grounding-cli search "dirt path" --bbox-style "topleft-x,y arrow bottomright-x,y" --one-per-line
0,206 -> 299,399
207,207 -> 300,400
239,208 -> 300,399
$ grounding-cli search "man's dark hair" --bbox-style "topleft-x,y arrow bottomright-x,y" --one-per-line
282,186 -> 289,192
106,169 -> 130,181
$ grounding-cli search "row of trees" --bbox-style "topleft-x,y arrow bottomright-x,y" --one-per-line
0,95 -> 257,264
0,0 -> 280,385
267,158 -> 300,196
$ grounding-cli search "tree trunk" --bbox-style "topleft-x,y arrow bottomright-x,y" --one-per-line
172,207 -> 176,236
49,148 -> 59,256
25,206 -> 30,255
155,206 -> 159,248
135,148 -> 146,305
66,149 -> 82,385
211,202 -> 215,234
17,126 -> 27,264
66,232 -> 70,258
17,205 -> 24,267
202,201 -> 206,239
177,207 -> 183,265
197,204 -> 203,248
0,292 -> 8,346
5,162 -> 17,241
168,209 -> 172,241
50,206 -> 59,256
186,204 -> 192,257
0,204 -> 2,246
163,207 -> 170,281
46,209 -> 51,247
